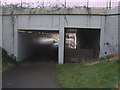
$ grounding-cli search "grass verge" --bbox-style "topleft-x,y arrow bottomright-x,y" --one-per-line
2,48 -> 17,72
56,59 -> 119,88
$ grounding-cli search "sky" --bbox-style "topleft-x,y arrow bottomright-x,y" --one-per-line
1,0 -> 120,7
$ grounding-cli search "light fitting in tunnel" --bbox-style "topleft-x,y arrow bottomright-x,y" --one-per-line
18,30 -> 26,33
27,31 -> 32,34
38,32 -> 41,34
38,37 -> 54,44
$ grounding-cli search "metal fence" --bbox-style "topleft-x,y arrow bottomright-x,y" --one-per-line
1,0 -> 120,9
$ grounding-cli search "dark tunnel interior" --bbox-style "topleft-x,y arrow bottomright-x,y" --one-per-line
18,30 -> 59,63
64,28 -> 100,63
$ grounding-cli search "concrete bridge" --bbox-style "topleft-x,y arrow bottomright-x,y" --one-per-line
0,7 -> 120,64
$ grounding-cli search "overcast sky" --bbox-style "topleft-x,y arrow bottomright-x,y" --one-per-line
1,0 -> 119,7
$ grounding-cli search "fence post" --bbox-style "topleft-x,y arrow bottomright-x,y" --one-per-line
21,0 -> 22,8
87,0 -> 89,8
109,0 -> 111,9
42,0 -> 44,8
65,0 -> 66,8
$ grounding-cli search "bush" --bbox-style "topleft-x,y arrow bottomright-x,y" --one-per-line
2,48 -> 17,71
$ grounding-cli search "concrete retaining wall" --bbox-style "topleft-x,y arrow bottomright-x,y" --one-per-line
2,7 -> 120,64
99,8 -> 119,57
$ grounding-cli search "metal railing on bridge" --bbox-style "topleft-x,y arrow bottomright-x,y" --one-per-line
1,0 -> 120,9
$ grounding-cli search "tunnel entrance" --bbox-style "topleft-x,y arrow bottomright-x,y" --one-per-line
64,28 -> 101,63
18,30 -> 59,63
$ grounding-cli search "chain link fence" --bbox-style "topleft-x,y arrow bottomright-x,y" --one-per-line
1,0 -> 120,9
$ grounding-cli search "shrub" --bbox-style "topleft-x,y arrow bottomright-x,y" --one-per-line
1,48 -> 17,71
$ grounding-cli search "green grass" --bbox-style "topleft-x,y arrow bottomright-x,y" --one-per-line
2,48 -> 17,72
56,60 -> 119,88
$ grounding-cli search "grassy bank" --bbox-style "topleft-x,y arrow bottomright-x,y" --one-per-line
56,59 -> 119,88
2,48 -> 17,71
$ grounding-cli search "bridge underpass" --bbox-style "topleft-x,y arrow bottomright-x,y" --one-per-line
64,28 -> 101,63
18,30 -> 59,63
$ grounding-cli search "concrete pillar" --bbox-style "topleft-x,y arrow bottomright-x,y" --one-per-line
0,7 -> 2,47
14,16 -> 18,60
99,16 -> 106,57
118,8 -> 120,53
0,5 -> 2,90
58,15 -> 65,64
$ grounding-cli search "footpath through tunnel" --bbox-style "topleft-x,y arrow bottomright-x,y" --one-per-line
18,30 -> 59,63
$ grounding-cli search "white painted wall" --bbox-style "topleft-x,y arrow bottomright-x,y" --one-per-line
2,8 -> 119,64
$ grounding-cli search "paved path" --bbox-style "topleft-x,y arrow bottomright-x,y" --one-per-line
2,59 -> 61,88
